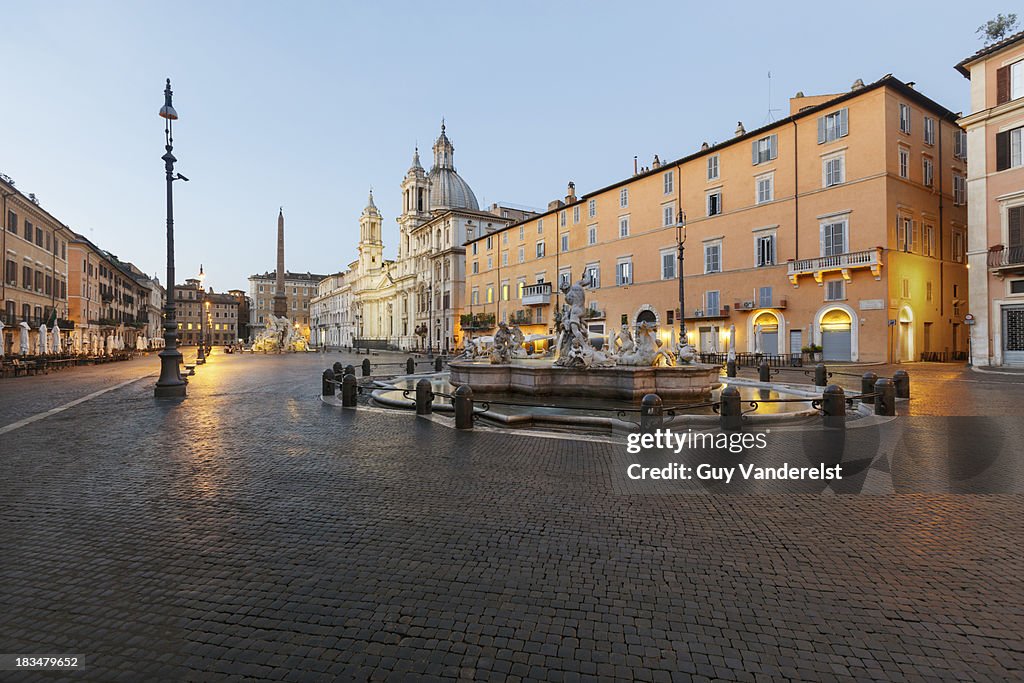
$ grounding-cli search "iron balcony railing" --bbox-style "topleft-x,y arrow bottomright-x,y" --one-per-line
522,282 -> 552,306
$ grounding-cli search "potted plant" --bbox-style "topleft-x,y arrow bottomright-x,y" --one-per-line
801,344 -> 823,362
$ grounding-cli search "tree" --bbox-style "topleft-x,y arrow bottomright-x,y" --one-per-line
977,13 -> 1019,44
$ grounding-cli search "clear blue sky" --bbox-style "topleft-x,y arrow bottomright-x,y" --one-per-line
0,0 -> 1010,292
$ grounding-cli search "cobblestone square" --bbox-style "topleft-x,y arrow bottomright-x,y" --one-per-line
1,352 -> 1022,681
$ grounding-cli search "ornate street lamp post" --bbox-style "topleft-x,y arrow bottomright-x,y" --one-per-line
196,265 -> 206,364
675,210 -> 687,347
155,78 -> 189,398
427,283 -> 434,358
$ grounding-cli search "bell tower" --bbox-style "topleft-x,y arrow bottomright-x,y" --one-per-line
397,146 -> 429,261
358,189 -> 383,273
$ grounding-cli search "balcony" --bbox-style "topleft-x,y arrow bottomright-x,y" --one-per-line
988,245 -> 1024,274
582,306 -> 605,321
460,313 -> 495,331
787,247 -> 883,286
684,307 -> 730,322
522,282 -> 552,306
733,299 -> 787,311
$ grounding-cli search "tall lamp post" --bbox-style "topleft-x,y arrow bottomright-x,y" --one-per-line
196,265 -> 206,364
427,283 -> 434,358
155,78 -> 189,398
675,210 -> 687,347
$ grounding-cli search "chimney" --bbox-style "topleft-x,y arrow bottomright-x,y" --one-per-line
652,154 -> 661,169
700,141 -> 709,150
633,155 -> 638,175
851,78 -> 865,90
734,121 -> 746,137
565,181 -> 576,203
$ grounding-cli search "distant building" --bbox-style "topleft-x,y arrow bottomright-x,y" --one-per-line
248,270 -> 325,340
227,289 -> 251,343
174,279 -> 240,346
956,31 -> 1024,366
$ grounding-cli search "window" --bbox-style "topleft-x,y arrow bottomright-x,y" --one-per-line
502,250 -> 508,266
821,220 -> 847,257
898,216 -> 917,253
707,155 -> 719,180
585,264 -> 600,288
471,288 -> 479,305
519,225 -> 524,240
501,283 -> 510,301
995,126 -> 1023,170
755,234 -> 775,267
471,243 -> 478,255
954,130 -> 967,159
518,246 -> 525,263
560,233 -> 569,252
923,156 -> 934,187
560,210 -> 566,227
573,205 -> 580,224
926,281 -> 933,302
471,261 -> 478,274
663,204 -> 675,227
619,216 -> 630,238
818,108 -> 849,143
1011,280 -> 1024,294
502,232 -> 508,245
758,286 -> 772,308
486,286 -> 494,303
587,225 -> 597,245
557,270 -> 571,289
517,280 -> 525,299
924,117 -> 935,145
901,277 -> 911,299
6,211 -> 15,234
663,170 -> 674,194
661,250 -> 676,279
924,224 -> 935,257
752,134 -> 778,165
588,199 -> 596,218
953,173 -> 967,205
486,236 -> 493,249
24,220 -> 31,241
824,155 -> 845,187
952,230 -> 965,263
826,280 -> 845,301
705,291 -> 720,315
536,241 -> 545,258
35,270 -> 43,291
5,259 -> 15,285
997,60 -> 1024,104
620,188 -> 629,208
1010,206 -> 1024,248
898,147 -> 909,178
537,218 -> 543,234
899,103 -> 911,134
486,256 -> 493,270
756,174 -> 773,204
616,260 -> 632,285
704,242 -> 721,273
707,191 -> 722,216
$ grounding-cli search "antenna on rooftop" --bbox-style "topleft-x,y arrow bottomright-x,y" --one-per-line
765,71 -> 782,123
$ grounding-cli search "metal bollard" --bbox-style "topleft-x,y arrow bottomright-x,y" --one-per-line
434,357 -> 443,372
814,363 -> 828,387
874,378 -> 895,416
361,358 -> 371,377
758,359 -> 771,383
406,357 -> 416,374
415,378 -> 433,415
893,369 -> 910,399
719,386 -> 742,431
861,371 -> 878,404
726,359 -> 737,378
341,373 -> 358,407
322,369 -> 336,397
821,384 -> 846,429
640,393 -> 663,432
453,384 -> 474,430
332,361 -> 345,376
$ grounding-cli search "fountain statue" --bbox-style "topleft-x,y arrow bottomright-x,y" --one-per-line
252,314 -> 308,353
553,275 -> 593,367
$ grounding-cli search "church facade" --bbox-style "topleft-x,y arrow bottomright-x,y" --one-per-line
311,123 -> 535,352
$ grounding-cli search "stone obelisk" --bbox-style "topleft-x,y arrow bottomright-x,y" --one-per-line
273,208 -> 287,319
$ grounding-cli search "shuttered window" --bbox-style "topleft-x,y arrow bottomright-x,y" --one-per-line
752,134 -> 778,165
1010,206 -> 1023,248
817,108 -> 849,144
997,65 -> 1011,104
996,126 -> 1023,171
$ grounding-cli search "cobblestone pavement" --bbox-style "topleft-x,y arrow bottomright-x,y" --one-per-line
0,352 -> 1022,681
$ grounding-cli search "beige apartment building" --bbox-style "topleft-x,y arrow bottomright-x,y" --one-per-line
2,176 -> 75,355
248,270 -> 324,341
174,278 -> 240,345
465,75 -> 968,363
956,31 -> 1024,366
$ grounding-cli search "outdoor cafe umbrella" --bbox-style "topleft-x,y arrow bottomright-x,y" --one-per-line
727,324 -> 737,361
52,324 -> 62,354
136,335 -> 147,351
105,334 -> 113,355
0,320 -> 4,358
19,321 -> 30,355
39,323 -> 48,355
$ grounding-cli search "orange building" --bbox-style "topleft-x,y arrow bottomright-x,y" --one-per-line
464,75 -> 968,364
956,31 -> 1024,366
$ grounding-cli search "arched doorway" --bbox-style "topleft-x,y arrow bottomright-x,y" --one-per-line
635,309 -> 657,328
898,306 -> 914,362
820,308 -> 853,361
752,311 -> 780,354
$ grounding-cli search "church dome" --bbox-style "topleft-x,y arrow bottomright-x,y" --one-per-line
426,121 -> 479,212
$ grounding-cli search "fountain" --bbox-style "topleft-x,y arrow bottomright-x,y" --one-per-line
252,314 -> 308,353
448,276 -> 721,400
